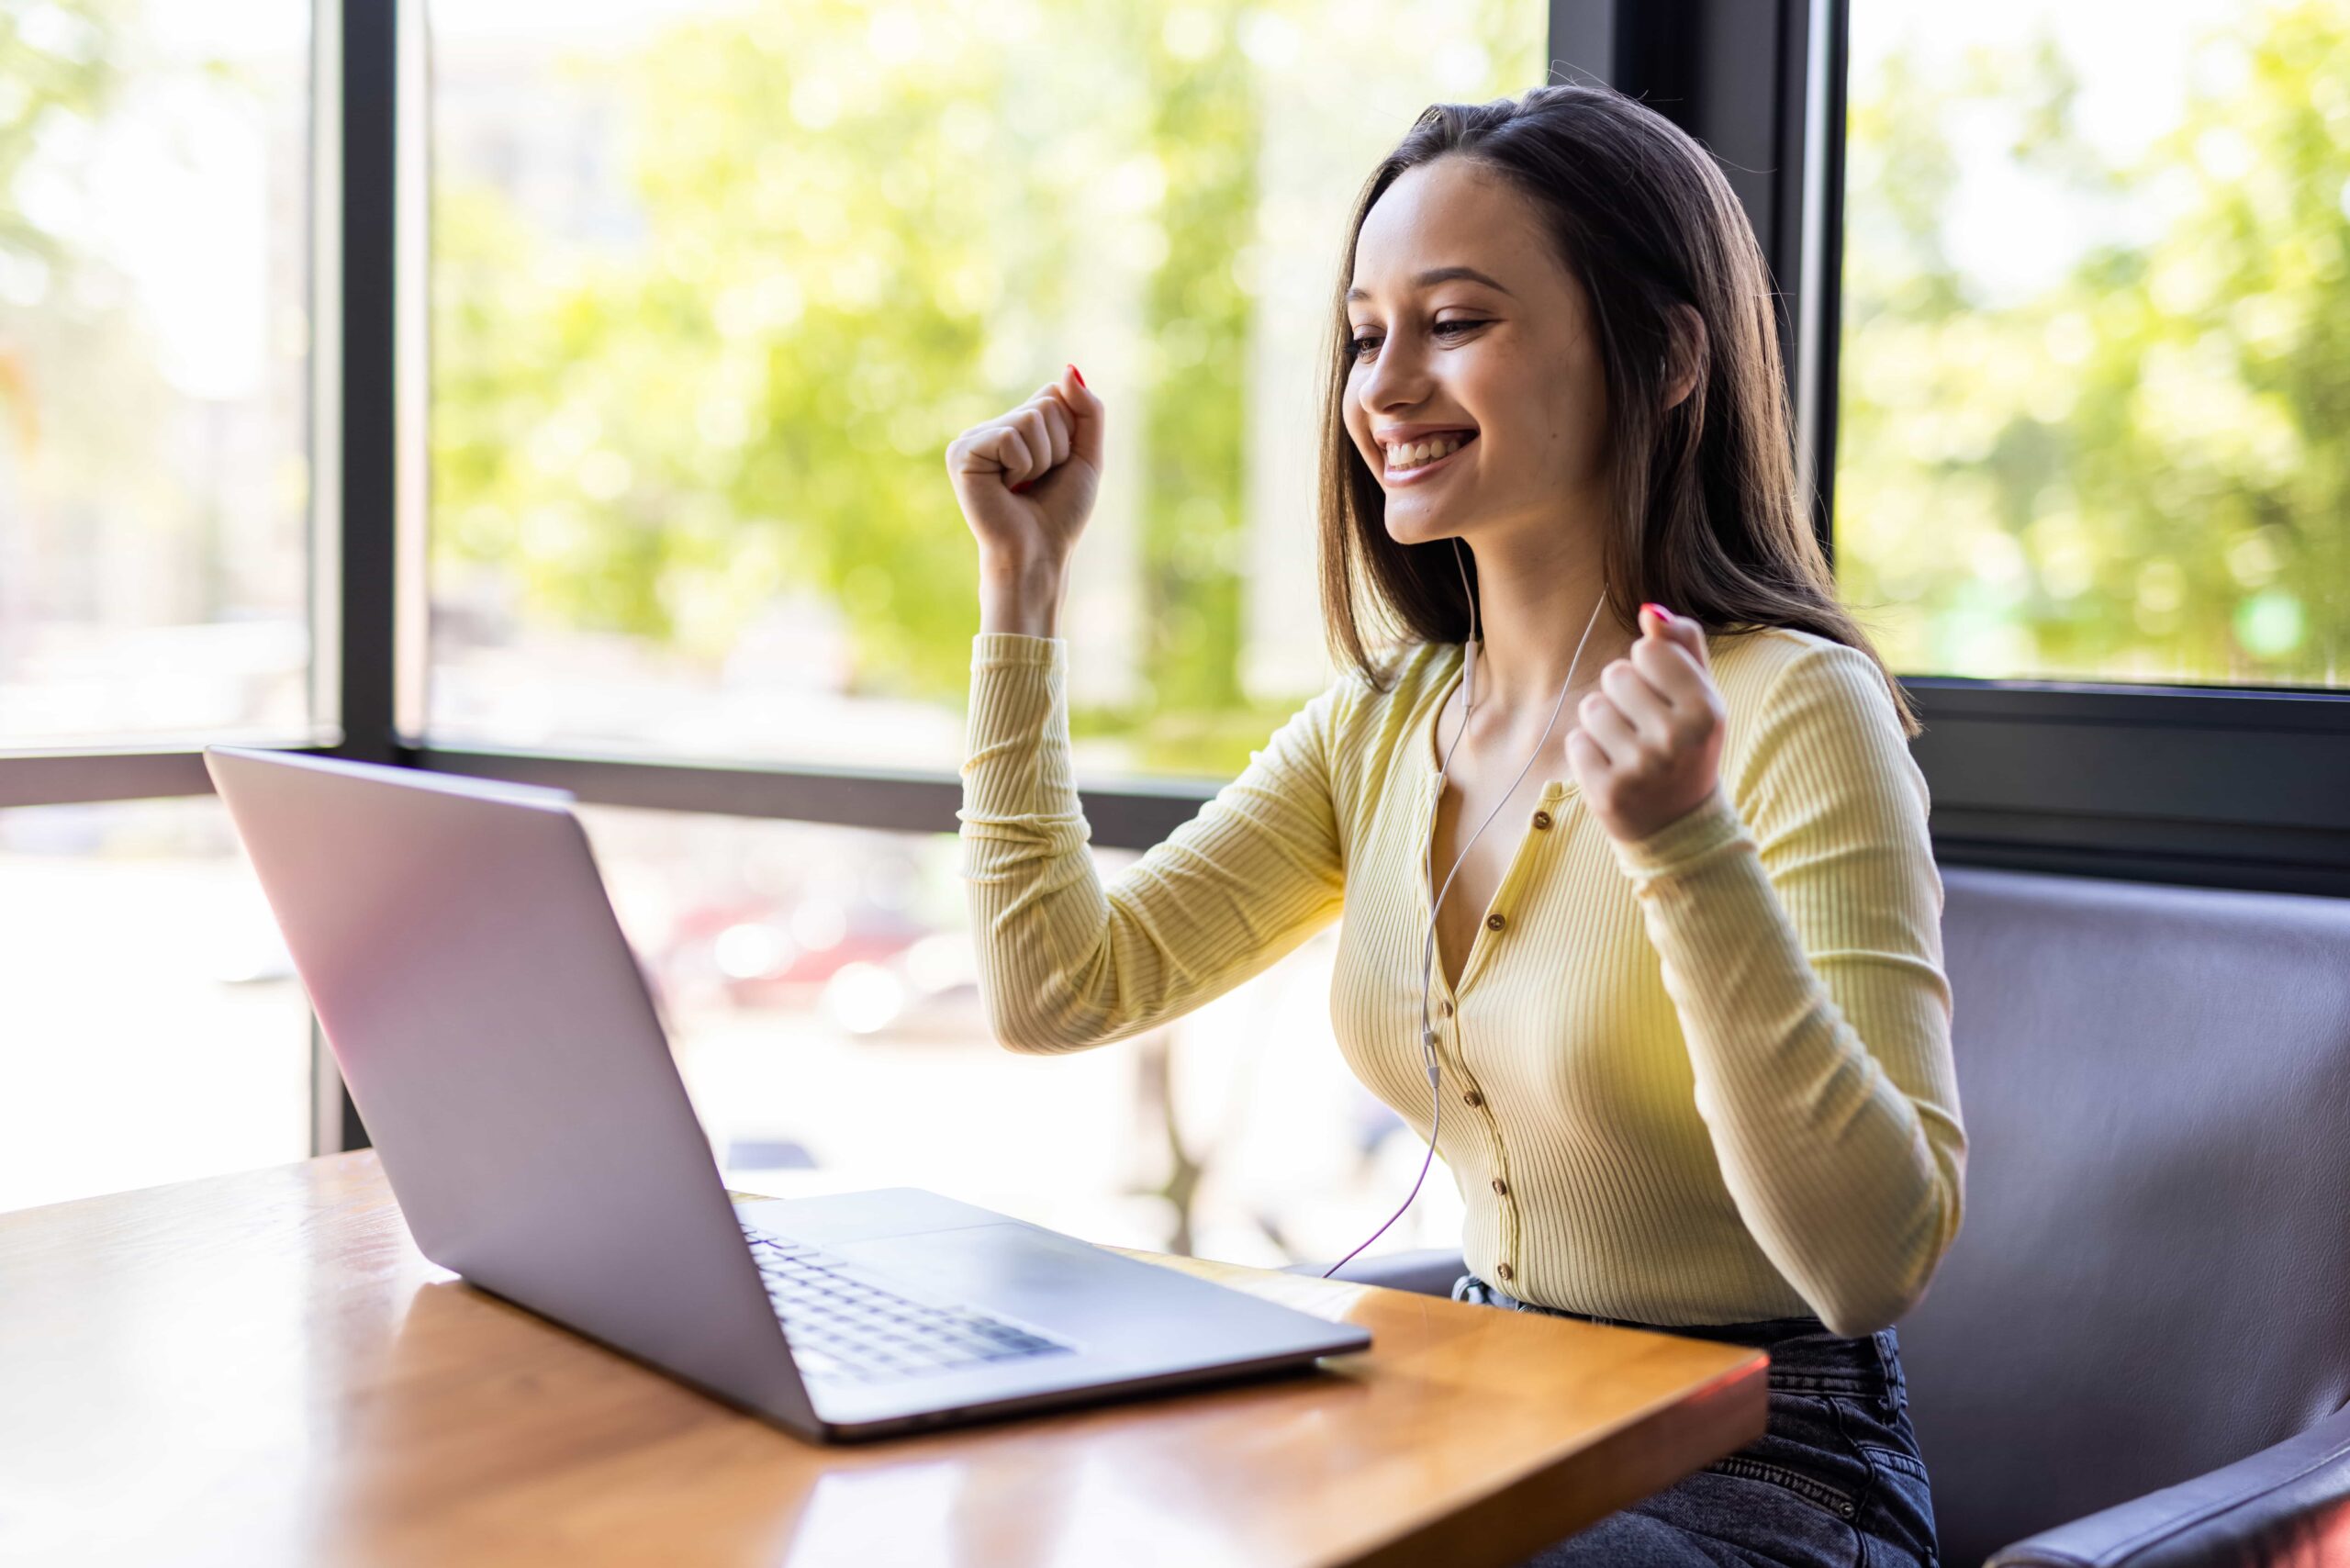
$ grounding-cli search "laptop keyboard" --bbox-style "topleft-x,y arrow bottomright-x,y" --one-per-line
739,1223 -> 1075,1385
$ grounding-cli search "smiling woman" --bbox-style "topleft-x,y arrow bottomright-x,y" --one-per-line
948,81 -> 1959,1568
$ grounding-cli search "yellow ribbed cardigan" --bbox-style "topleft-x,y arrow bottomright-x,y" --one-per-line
957,626 -> 1965,1338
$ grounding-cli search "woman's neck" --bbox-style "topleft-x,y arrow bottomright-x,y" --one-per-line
1461,535 -> 1632,714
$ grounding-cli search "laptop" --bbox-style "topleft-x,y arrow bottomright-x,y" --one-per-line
204,746 -> 1369,1442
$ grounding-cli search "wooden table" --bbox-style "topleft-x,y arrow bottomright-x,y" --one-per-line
0,1153 -> 1766,1567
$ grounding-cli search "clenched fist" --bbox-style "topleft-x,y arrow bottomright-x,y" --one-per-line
1566,602 -> 1729,845
946,364 -> 1103,577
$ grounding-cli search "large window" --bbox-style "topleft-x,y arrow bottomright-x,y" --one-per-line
0,1 -> 317,747
424,0 -> 1545,779
409,0 -> 1539,1261
1836,0 -> 2348,689
6,0 -> 2346,1221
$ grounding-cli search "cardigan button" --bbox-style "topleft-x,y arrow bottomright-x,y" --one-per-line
1531,811 -> 1553,831
1438,999 -> 1453,1018
1494,1262 -> 1515,1282
1491,1178 -> 1508,1197
1462,1089 -> 1483,1108
1485,913 -> 1505,933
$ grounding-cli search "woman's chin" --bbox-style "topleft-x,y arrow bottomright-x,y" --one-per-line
1382,509 -> 1456,548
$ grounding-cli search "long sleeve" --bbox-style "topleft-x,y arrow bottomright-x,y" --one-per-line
1606,641 -> 1965,1338
957,633 -> 1348,1055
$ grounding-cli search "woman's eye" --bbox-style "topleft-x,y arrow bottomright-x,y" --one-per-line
1346,319 -> 1489,361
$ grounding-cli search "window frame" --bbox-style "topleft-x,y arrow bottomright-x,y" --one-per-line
4,0 -> 2347,1157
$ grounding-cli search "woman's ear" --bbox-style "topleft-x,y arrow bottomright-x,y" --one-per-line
1662,305 -> 1707,412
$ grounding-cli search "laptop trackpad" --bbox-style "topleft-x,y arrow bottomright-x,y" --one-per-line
832,1223 -> 1236,1352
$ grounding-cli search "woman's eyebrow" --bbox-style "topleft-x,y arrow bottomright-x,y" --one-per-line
1345,265 -> 1515,303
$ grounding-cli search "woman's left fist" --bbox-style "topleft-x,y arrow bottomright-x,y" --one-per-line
1565,602 -> 1727,845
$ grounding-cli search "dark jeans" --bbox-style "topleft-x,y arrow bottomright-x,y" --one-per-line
1451,1275 -> 1941,1568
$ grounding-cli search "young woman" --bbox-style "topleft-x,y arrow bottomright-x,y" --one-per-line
943,84 -> 1961,1568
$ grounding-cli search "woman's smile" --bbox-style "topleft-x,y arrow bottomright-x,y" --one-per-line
1382,429 -> 1478,485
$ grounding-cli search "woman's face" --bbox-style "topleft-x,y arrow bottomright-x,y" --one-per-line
1341,155 -> 1611,552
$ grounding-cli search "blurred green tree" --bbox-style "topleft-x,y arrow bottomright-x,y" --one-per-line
430,0 -> 1538,773
1836,0 -> 2349,686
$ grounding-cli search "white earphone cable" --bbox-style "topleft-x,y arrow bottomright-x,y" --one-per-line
1322,548 -> 1607,1280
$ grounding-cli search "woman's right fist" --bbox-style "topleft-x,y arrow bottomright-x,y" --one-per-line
946,364 -> 1103,572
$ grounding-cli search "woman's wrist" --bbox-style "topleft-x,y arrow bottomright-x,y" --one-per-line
977,550 -> 1069,638
1611,781 -> 1746,883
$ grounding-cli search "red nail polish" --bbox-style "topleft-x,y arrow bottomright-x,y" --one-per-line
1642,601 -> 1673,622
1010,478 -> 1033,494
1069,363 -> 1086,389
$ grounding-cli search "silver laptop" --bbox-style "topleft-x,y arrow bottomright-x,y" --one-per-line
204,746 -> 1368,1442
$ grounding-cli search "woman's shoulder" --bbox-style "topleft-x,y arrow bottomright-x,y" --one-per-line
1706,623 -> 1895,722
1293,639 -> 1458,793
1707,624 -> 1919,801
1298,636 -> 1458,722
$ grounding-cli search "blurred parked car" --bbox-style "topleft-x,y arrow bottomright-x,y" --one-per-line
655,892 -> 983,1041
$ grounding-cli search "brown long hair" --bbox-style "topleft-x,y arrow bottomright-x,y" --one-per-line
1315,83 -> 1920,737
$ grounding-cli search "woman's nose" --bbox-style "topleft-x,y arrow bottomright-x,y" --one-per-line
1359,333 -> 1431,413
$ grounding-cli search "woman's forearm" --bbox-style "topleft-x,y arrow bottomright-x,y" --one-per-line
1613,789 -> 1964,1338
958,636 -> 1348,1055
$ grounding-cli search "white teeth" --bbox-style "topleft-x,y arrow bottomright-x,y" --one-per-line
1386,435 -> 1466,468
